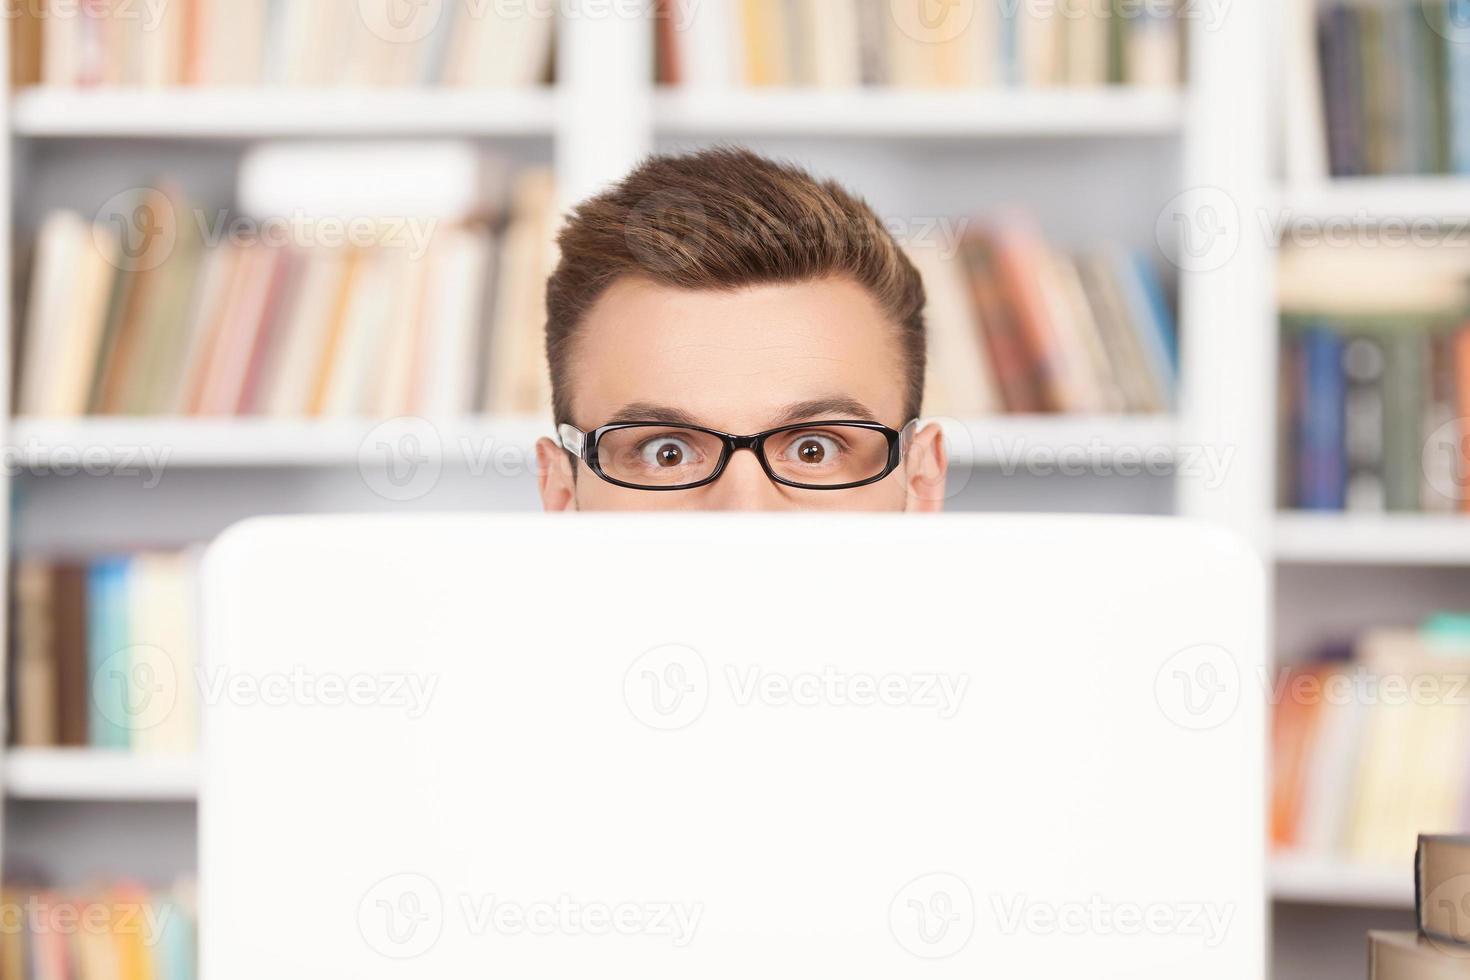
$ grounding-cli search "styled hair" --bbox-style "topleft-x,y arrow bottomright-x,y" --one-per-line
544,147 -> 927,424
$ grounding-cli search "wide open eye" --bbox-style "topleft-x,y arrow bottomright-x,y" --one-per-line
638,436 -> 702,469
782,433 -> 841,468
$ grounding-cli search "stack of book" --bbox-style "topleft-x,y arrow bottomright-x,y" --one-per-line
1368,835 -> 1470,977
654,0 -> 1183,88
0,881 -> 195,980
909,228 -> 1176,418
1280,323 -> 1470,512
1316,0 -> 1470,177
1271,619 -> 1470,867
16,169 -> 556,420
1278,240 -> 1470,513
9,552 -> 199,755
11,0 -> 554,88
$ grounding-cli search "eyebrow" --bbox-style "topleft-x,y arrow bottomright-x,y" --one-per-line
602,397 -> 879,429
603,403 -> 704,426
769,397 -> 879,425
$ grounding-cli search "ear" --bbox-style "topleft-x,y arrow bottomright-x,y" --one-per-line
903,422 -> 948,513
536,437 -> 578,512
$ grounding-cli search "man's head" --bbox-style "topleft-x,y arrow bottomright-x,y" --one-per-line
534,148 -> 947,511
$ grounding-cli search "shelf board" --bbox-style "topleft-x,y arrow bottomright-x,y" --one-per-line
4,749 -> 199,801
10,87 -> 558,138
947,415 -> 1178,466
1274,512 -> 1470,566
1269,852 -> 1412,908
1278,177 -> 1470,223
8,415 -> 1177,470
654,87 -> 1186,139
8,416 -> 553,468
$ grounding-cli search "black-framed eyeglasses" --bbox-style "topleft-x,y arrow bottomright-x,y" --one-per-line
558,419 -> 920,491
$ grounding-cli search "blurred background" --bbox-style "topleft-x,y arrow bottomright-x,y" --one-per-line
0,0 -> 1466,977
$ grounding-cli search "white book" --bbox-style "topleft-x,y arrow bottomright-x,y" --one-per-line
51,229 -> 119,416
484,171 -> 556,415
1063,0 -> 1108,86
372,250 -> 431,418
41,0 -> 78,85
417,229 -> 494,417
1295,690 -> 1365,855
908,245 -> 999,418
196,248 -> 277,415
19,212 -> 86,417
196,0 -> 267,84
680,0 -> 738,88
171,243 -> 239,413
804,0 -> 861,87
1034,248 -> 1110,413
261,248 -> 346,416
1049,252 -> 1126,412
129,552 -> 199,756
1125,1 -> 1181,87
1019,0 -> 1062,86
320,250 -> 393,416
1283,0 -> 1329,184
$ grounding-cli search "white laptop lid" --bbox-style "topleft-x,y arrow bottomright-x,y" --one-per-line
200,514 -> 1265,979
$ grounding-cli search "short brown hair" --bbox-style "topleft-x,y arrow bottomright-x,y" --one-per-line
544,147 -> 927,425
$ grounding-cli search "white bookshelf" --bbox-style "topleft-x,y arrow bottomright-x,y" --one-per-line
4,749 -> 199,801
1275,513 -> 1470,567
0,3 -> 1278,975
1269,853 -> 1413,909
11,87 -> 559,139
1266,0 -> 1470,973
652,87 -> 1186,138
1277,177 -> 1470,223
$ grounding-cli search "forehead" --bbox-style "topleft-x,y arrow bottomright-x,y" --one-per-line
565,275 -> 909,431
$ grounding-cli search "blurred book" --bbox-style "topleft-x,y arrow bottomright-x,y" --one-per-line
1270,623 -> 1470,865
15,164 -> 558,420
1419,835 -> 1470,946
1278,240 -> 1470,514
656,0 -> 1182,89
14,0 -> 553,89
1279,320 -> 1470,514
910,222 -> 1176,418
1313,0 -> 1468,177
10,551 -> 200,754
1369,930 -> 1470,978
0,880 -> 196,980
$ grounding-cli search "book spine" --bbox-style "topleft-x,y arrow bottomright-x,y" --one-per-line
1298,325 -> 1347,511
